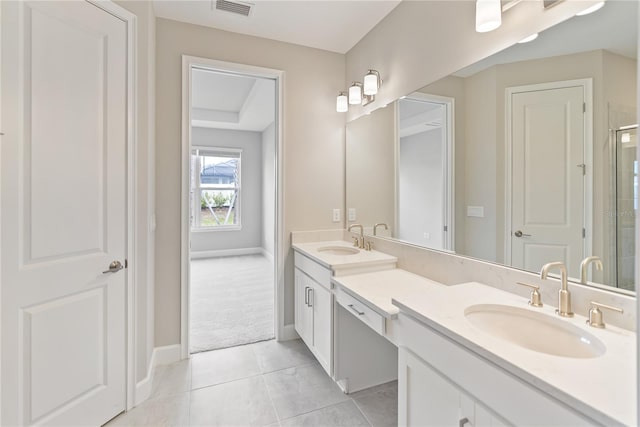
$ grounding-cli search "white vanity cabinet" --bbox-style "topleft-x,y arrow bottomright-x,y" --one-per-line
399,347 -> 507,427
395,313 -> 598,427
294,253 -> 333,375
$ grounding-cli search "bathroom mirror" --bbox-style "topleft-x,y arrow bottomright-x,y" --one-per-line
346,0 -> 638,293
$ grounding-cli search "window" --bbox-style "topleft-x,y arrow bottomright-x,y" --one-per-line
191,147 -> 241,230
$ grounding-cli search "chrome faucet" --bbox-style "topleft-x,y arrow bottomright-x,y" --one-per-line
540,262 -> 574,317
580,256 -> 603,285
373,223 -> 388,236
348,224 -> 364,249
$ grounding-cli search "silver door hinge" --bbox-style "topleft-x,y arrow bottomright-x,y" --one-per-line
583,102 -> 586,113
444,225 -> 448,232
125,259 -> 128,268
577,164 -> 586,175
582,228 -> 586,238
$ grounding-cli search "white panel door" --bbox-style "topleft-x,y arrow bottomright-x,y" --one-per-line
1,1 -> 128,425
510,85 -> 585,278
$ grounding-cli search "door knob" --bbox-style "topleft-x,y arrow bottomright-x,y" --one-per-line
103,260 -> 124,274
514,230 -> 531,238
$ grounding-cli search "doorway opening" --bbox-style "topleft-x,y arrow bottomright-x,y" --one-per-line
397,93 -> 455,251
182,59 -> 282,355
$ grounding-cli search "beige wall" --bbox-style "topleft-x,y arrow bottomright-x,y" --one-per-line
114,0 -> 156,383
155,18 -> 345,346
345,0 -> 602,121
346,104 -> 396,234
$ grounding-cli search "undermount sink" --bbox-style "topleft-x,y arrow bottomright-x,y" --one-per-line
464,304 -> 605,359
317,246 -> 360,256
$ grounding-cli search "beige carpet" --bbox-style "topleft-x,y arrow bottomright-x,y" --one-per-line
190,254 -> 275,353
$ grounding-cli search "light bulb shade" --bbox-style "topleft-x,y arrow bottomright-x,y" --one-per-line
336,92 -> 348,112
363,70 -> 379,96
475,0 -> 502,33
621,132 -> 631,143
348,83 -> 362,105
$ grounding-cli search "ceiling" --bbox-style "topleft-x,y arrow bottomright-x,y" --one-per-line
153,0 -> 401,54
191,68 -> 275,131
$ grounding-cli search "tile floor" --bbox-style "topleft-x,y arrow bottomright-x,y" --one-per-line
107,339 -> 398,427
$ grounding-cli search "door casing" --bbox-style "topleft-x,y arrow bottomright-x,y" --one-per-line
180,55 -> 285,359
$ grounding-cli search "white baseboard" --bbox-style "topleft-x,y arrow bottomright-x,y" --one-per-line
134,344 -> 183,406
261,248 -> 274,263
280,323 -> 299,341
190,247 -> 263,259
153,344 -> 182,366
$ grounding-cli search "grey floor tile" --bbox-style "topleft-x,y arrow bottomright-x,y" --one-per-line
189,376 -> 278,426
351,381 -> 398,427
252,339 -> 316,374
263,363 -> 349,420
191,344 -> 261,390
280,401 -> 370,427
150,359 -> 192,399
105,393 -> 190,427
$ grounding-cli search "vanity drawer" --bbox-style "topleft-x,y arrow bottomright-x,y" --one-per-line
336,287 -> 385,335
294,251 -> 332,289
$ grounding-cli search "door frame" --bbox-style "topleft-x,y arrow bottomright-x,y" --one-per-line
0,0 -> 138,418
504,78 -> 593,266
396,92 -> 455,251
180,55 -> 284,359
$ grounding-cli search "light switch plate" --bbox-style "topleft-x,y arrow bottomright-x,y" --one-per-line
332,208 -> 341,222
348,208 -> 357,222
467,206 -> 485,218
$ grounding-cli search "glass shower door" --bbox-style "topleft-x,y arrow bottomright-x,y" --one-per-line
614,127 -> 637,291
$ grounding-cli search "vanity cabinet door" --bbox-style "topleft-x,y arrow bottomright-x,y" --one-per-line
399,347 -> 463,426
294,268 -> 313,346
311,283 -> 332,373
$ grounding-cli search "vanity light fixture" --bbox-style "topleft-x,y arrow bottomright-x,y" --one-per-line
336,70 -> 383,112
475,0 -> 502,33
363,70 -> 381,96
336,92 -> 348,113
518,33 -> 539,43
576,1 -> 605,16
621,133 -> 631,144
348,82 -> 363,105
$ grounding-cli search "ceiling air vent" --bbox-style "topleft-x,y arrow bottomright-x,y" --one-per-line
215,0 -> 253,17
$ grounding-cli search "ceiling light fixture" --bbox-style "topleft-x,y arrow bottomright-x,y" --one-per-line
576,1 -> 605,16
518,33 -> 539,43
336,70 -> 383,112
475,0 -> 502,33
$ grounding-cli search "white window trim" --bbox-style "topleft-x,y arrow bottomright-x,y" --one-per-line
190,146 -> 242,231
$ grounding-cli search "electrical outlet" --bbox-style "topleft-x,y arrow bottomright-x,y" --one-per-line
348,208 -> 357,222
332,208 -> 341,223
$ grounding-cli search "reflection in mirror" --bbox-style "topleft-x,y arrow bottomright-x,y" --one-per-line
345,0 -> 637,293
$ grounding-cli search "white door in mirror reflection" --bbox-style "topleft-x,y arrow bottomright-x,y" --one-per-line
509,82 -> 587,278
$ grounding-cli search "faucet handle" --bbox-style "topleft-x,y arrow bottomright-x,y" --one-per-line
352,237 -> 359,247
586,301 -> 623,329
516,282 -> 543,307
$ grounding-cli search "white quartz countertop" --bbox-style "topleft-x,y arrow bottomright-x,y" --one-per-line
292,240 -> 397,272
331,269 -> 446,319
392,282 -> 637,426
